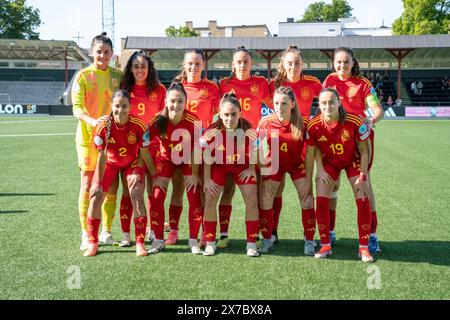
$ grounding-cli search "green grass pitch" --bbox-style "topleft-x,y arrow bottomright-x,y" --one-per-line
0,116 -> 449,299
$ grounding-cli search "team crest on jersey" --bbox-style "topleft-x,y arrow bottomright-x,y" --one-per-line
149,92 -> 157,101
156,163 -> 163,173
301,88 -> 311,100
341,129 -> 350,142
250,84 -> 259,96
127,132 -> 137,144
112,78 -> 119,88
200,89 -> 209,98
347,86 -> 358,98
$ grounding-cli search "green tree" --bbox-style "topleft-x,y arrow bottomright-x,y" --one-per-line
0,0 -> 41,39
299,0 -> 353,22
165,25 -> 198,37
393,0 -> 449,34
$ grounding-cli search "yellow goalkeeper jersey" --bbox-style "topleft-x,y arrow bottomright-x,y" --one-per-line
72,64 -> 122,145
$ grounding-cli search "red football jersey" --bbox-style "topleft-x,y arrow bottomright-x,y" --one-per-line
219,76 -> 271,129
306,113 -> 370,169
200,122 -> 257,167
149,110 -> 201,162
129,83 -> 166,124
257,114 -> 306,168
183,79 -> 220,128
269,75 -> 322,117
94,115 -> 149,168
323,73 -> 374,118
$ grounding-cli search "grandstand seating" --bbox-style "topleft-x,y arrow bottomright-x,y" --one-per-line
0,81 -> 66,105
406,79 -> 450,106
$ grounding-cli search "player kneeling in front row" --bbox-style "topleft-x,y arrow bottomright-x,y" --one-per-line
303,88 -> 374,262
258,86 -> 317,255
201,93 -> 260,257
84,90 -> 155,257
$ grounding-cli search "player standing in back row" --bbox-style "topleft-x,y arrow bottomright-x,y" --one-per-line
322,47 -> 383,253
218,46 -> 272,247
71,32 -> 122,250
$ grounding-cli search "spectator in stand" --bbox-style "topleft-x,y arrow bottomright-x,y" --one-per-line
395,97 -> 402,107
369,71 -> 375,83
378,93 -> 384,106
376,78 -> 383,91
417,81 -> 423,95
442,76 -> 449,91
411,80 -> 418,95
386,96 -> 393,106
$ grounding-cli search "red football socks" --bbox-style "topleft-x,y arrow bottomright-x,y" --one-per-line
86,217 -> 101,244
246,220 -> 259,243
203,220 -> 217,243
187,189 -> 203,240
151,187 -> 167,240
329,209 -> 336,231
259,208 -> 274,240
219,205 -> 232,234
272,197 -> 283,232
168,205 -> 183,231
356,198 -> 372,246
134,216 -> 147,244
120,196 -> 133,233
302,208 -> 316,241
316,197 -> 330,245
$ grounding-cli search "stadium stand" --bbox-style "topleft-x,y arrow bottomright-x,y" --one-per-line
406,79 -> 450,106
0,39 -> 89,107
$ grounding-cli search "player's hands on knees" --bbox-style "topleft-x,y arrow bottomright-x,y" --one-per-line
152,178 -> 168,193
262,181 -> 277,197
355,177 -> 370,200
316,169 -> 332,186
204,178 -> 220,196
89,183 -> 103,200
298,180 -> 312,204
301,193 -> 314,209
185,174 -> 202,193
127,173 -> 142,190
239,168 -> 256,184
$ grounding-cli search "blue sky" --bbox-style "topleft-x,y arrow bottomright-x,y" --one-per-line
26,0 -> 405,51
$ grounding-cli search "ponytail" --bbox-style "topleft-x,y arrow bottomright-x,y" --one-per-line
273,45 -> 304,89
229,46 -> 252,79
319,88 -> 347,125
173,49 -> 205,83
274,86 -> 304,140
156,82 -> 187,137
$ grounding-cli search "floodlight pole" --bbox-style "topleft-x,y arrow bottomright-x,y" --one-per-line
65,47 -> 68,87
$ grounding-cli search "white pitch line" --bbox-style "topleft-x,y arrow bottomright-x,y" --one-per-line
0,118 -> 76,124
0,133 -> 75,137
